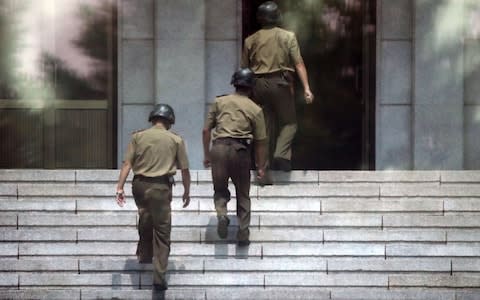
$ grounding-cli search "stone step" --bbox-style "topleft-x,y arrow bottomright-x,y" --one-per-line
2,287 -> 476,300
5,257 -> 474,273
2,228 -> 463,244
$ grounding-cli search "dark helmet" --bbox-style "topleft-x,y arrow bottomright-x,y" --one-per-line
230,68 -> 255,88
257,1 -> 281,26
148,104 -> 175,124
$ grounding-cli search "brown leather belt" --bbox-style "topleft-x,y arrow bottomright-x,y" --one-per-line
214,137 -> 252,147
133,174 -> 172,184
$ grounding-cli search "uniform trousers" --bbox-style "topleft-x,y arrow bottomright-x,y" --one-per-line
210,138 -> 252,242
132,175 -> 172,288
253,72 -> 297,163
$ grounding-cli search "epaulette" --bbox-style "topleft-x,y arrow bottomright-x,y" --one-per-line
216,94 -> 228,98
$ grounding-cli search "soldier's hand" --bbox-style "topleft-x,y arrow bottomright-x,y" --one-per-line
257,168 -> 265,180
305,89 -> 314,104
203,157 -> 211,168
116,190 -> 126,207
182,193 -> 190,208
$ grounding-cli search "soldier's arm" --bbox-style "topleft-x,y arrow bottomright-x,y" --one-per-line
202,127 -> 212,168
254,139 -> 267,179
295,60 -> 314,104
116,159 -> 131,207
180,168 -> 190,208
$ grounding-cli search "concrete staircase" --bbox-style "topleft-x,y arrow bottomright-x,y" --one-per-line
1,170 -> 480,299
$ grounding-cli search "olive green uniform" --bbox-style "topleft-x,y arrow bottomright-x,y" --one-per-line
205,93 -> 266,242
242,26 -> 303,164
124,125 -> 189,288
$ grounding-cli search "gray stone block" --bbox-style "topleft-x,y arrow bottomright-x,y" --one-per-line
19,273 -> 139,287
318,171 -> 440,183
0,289 -> 80,300
76,198 -> 138,212
262,243 -> 384,257
204,257 -> 326,272
18,213 -> 137,227
376,105 -> 412,170
82,289 -> 206,300
76,170 -> 130,182
331,288 -> 455,300
0,273 -> 18,286
445,199 -> 480,212
0,214 -> 18,226
381,186 -> 480,197
0,200 -> 75,212
77,228 -> 200,242
0,258 -> 77,271
380,41 -> 412,104
0,229 -> 76,242
141,273 -> 263,287
206,40 -> 238,103
19,242 -> 137,256
389,274 -> 480,288
384,215 -> 480,228
260,214 -> 381,228
17,183 -> 127,197
206,0 -> 237,40
265,273 -> 388,287
171,243 -> 261,258
0,170 -> 75,182
456,291 -> 480,300
0,243 -> 17,257
386,243 -> 480,257
441,171 -> 480,183
447,230 -> 480,242
380,0 -> 412,39
258,186 -> 379,198
324,229 -> 446,243
414,0 -> 464,106
413,104 -> 463,169
0,184 -> 17,196
173,213 -> 260,227
323,199 -> 442,213
249,228 -> 325,242
79,258 -> 203,272
205,287 -> 331,300
122,40 -> 155,103
328,257 -> 451,272
156,0 -> 205,40
465,106 -> 480,169
452,258 -> 480,272
464,39 -> 480,105
121,0 -> 154,39
156,40 -> 205,102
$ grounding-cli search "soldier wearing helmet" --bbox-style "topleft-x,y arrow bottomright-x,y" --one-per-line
202,68 -> 267,246
115,103 -> 191,292
242,1 -> 314,177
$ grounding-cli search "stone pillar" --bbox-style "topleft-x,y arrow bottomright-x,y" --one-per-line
413,0 -> 464,169
376,0 -> 413,169
155,0 -> 206,169
118,0 -> 156,166
464,1 -> 480,169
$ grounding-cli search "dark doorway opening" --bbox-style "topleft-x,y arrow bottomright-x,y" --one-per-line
243,0 -> 376,170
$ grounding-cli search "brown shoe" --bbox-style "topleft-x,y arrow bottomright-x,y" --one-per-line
217,216 -> 230,239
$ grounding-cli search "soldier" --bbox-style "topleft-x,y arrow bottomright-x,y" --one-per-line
202,68 -> 267,246
115,104 -> 191,292
242,0 -> 314,173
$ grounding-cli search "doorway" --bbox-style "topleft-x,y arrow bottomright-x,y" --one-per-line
243,0 -> 376,170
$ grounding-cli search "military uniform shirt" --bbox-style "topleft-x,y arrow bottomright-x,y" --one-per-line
205,93 -> 267,141
124,126 -> 189,177
241,26 -> 303,74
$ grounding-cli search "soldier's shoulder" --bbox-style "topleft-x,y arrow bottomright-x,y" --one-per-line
166,130 -> 184,141
131,128 -> 147,136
